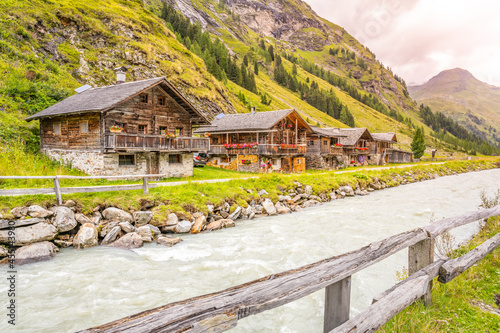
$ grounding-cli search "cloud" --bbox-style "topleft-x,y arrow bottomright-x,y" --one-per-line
305,0 -> 500,86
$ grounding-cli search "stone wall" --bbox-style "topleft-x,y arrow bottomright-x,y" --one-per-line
43,149 -> 193,177
305,154 -> 327,170
43,149 -> 105,175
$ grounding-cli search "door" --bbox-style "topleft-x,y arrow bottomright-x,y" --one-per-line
281,158 -> 292,173
147,153 -> 160,175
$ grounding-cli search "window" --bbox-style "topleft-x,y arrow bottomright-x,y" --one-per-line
175,128 -> 183,137
139,94 -> 148,103
158,96 -> 166,106
212,137 -> 219,144
169,154 -> 181,164
221,156 -> 229,164
118,155 -> 135,166
159,126 -> 167,135
80,121 -> 88,134
53,123 -> 61,135
307,140 -> 314,146
322,140 -> 328,146
245,136 -> 252,143
138,125 -> 147,134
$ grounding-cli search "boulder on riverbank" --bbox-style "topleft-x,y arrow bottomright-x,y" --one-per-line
50,206 -> 77,232
73,223 -> 98,249
109,232 -> 143,249
0,222 -> 58,246
262,198 -> 277,215
15,241 -> 59,265
102,207 -> 133,223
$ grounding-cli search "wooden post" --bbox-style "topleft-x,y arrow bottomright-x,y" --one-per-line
408,238 -> 434,306
53,177 -> 63,205
142,176 -> 149,195
324,276 -> 351,332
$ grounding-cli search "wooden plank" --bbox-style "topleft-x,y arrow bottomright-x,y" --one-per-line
424,205 -> 500,238
372,259 -> 445,304
54,177 -> 63,205
142,177 -> 149,195
331,275 -> 432,333
408,238 -> 434,306
0,188 -> 56,196
324,276 -> 351,332
438,232 -> 500,283
76,228 -> 427,333
0,176 -> 57,180
60,184 -> 158,194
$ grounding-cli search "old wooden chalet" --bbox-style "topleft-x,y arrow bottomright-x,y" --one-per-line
26,71 -> 210,177
338,128 -> 375,166
371,133 -> 413,164
194,109 -> 311,173
306,126 -> 347,170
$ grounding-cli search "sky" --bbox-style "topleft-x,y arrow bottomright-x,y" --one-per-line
305,0 -> 500,86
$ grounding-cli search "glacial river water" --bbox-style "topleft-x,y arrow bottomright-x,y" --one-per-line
1,168 -> 500,332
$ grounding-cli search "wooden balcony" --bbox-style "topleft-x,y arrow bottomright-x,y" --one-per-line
320,146 -> 344,155
209,144 -> 307,156
105,134 -> 209,152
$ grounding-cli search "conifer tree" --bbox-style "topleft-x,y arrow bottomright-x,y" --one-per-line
411,127 -> 426,159
254,61 -> 259,75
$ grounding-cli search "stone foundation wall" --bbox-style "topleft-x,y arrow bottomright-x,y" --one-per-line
305,154 -> 327,170
43,149 -> 105,175
43,149 -> 193,177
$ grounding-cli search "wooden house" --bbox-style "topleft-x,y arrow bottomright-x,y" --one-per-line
371,133 -> 413,164
26,72 -> 210,177
338,128 -> 375,166
305,127 -> 347,170
194,109 -> 311,173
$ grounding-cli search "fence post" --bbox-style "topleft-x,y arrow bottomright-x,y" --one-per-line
53,176 -> 63,205
408,238 -> 434,306
142,176 -> 149,195
324,276 -> 351,332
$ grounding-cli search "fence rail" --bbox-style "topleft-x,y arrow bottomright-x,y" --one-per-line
105,134 -> 209,152
77,205 -> 500,333
0,174 -> 167,204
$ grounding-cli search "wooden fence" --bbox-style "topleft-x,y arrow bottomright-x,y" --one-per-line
77,205 -> 500,333
0,174 -> 166,205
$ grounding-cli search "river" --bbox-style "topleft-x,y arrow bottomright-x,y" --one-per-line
2,169 -> 500,332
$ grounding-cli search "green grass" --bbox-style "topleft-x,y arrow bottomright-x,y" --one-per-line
379,215 -> 500,333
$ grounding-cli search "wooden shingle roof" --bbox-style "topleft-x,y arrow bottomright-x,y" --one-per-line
26,77 -> 208,124
309,126 -> 347,138
194,109 -> 311,134
338,128 -> 373,146
372,133 -> 397,143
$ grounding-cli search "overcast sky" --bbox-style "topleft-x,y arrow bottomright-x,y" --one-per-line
305,0 -> 500,86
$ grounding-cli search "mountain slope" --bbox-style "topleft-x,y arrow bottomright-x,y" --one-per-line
409,68 -> 500,146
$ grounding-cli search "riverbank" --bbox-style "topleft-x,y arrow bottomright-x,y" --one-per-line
0,159 -> 498,265
379,214 -> 500,332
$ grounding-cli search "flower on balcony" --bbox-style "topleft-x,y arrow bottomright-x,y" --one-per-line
109,126 -> 124,132
165,133 -> 177,138
204,132 -> 211,137
223,143 -> 259,149
334,143 -> 343,147
350,160 -> 355,164
280,144 -> 299,149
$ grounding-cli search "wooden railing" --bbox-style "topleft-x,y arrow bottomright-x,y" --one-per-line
105,134 -> 209,152
320,146 -> 344,155
0,174 -> 166,205
209,144 -> 307,155
77,206 -> 500,333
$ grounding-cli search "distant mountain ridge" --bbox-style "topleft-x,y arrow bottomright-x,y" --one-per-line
409,68 -> 500,146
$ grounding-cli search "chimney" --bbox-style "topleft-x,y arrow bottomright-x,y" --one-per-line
114,66 -> 128,84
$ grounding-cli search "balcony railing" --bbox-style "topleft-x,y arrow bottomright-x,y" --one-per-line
320,146 -> 344,155
105,134 -> 209,152
209,144 -> 307,155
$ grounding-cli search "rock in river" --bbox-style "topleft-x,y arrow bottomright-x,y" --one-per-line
157,235 -> 182,247
109,232 -> 143,249
15,241 -> 59,265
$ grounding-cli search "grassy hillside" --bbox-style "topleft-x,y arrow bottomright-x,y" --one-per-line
409,68 -> 500,146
